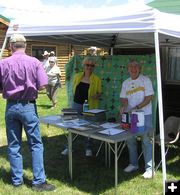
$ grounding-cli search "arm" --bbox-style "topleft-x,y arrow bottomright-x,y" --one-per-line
135,77 -> 154,110
36,61 -> 48,91
135,95 -> 153,110
120,98 -> 128,114
120,81 -> 128,114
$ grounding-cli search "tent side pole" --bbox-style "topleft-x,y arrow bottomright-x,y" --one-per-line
110,47 -> 113,55
154,31 -> 166,195
0,35 -> 8,60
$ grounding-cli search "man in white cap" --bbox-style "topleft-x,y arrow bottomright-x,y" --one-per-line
42,50 -> 50,70
0,33 -> 55,191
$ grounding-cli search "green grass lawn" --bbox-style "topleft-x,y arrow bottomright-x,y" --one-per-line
0,86 -> 179,195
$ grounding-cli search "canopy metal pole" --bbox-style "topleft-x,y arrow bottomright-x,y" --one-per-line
110,47 -> 113,55
154,31 -> 166,195
0,35 -> 8,60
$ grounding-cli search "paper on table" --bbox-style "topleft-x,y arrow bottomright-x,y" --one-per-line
99,128 -> 125,135
56,119 -> 89,128
71,119 -> 90,126
85,109 -> 106,113
72,126 -> 91,131
56,122 -> 74,128
100,122 -> 120,129
42,115 -> 60,121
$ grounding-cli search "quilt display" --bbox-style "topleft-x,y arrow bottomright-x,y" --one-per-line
65,55 -> 157,121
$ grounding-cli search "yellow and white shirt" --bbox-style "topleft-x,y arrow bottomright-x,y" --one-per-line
120,74 -> 154,115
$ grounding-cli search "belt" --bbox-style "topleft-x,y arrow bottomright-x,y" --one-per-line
7,99 -> 36,104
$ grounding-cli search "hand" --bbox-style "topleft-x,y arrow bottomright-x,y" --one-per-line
120,106 -> 127,114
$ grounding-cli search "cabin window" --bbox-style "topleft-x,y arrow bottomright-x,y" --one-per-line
32,46 -> 56,61
167,48 -> 180,82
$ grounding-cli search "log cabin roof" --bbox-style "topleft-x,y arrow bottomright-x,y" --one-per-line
0,14 -> 10,26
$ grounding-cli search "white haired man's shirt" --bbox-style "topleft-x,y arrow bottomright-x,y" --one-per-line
120,74 -> 154,115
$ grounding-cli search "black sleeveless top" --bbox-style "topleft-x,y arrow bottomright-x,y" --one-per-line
74,82 -> 90,104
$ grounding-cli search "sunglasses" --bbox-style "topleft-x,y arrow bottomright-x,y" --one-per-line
49,61 -> 55,63
85,64 -> 95,68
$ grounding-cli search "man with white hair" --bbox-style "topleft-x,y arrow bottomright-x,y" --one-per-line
120,60 -> 154,179
0,34 -> 55,191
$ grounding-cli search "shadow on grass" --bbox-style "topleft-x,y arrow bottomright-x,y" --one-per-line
154,143 -> 180,178
36,103 -> 52,109
0,135 -> 179,194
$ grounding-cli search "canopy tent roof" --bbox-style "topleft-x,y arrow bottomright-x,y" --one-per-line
6,3 -> 180,48
0,14 -> 10,26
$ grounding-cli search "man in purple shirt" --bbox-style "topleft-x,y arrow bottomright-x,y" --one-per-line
0,34 -> 55,192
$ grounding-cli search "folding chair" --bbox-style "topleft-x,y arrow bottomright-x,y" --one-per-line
155,116 -> 180,170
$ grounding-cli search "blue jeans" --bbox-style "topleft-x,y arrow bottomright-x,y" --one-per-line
5,101 -> 46,185
126,115 -> 153,171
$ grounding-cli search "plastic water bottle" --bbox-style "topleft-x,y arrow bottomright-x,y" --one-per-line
83,100 -> 89,112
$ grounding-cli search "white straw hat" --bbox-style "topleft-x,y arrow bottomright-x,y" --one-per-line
42,51 -> 49,56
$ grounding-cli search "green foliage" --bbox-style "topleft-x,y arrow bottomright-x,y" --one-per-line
0,87 -> 179,195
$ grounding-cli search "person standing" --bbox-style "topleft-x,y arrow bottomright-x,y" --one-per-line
61,56 -> 102,156
72,56 -> 101,114
120,60 -> 154,179
42,50 -> 50,70
0,34 -> 55,191
46,56 -> 61,108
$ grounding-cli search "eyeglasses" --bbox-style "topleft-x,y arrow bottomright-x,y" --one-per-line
85,64 -> 95,68
49,61 -> 55,63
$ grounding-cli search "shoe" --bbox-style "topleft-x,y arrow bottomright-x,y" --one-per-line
124,164 -> 138,173
32,181 -> 55,192
61,148 -> 68,155
85,149 -> 92,157
142,169 -> 155,179
52,102 -> 57,108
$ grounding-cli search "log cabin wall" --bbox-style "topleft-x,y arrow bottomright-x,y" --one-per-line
25,41 -> 86,85
0,23 -> 10,58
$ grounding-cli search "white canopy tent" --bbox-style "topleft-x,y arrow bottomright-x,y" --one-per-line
1,3 -> 180,194
3,3 -> 180,48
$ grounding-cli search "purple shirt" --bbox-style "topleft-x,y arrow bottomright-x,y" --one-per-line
0,51 -> 48,100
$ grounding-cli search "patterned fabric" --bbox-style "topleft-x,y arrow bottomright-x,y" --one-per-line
65,55 -> 157,121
